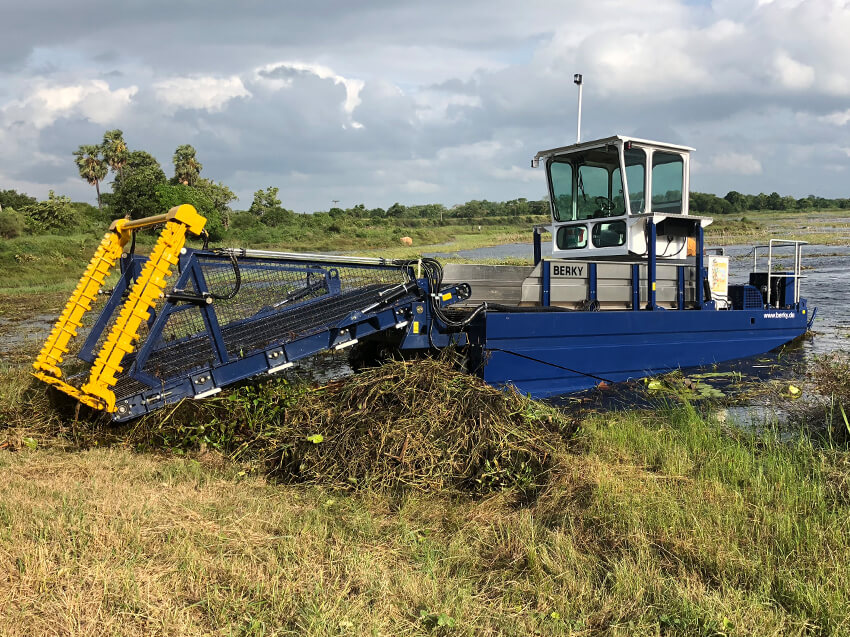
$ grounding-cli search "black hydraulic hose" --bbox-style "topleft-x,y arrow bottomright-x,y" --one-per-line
400,257 -> 489,330
361,280 -> 420,314
486,347 -> 616,385
702,277 -> 712,303
208,253 -> 241,300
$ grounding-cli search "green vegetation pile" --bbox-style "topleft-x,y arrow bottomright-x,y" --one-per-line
130,357 -> 570,494
1,357 -> 570,494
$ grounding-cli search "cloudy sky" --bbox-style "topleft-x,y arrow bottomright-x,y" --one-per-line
1,0 -> 849,212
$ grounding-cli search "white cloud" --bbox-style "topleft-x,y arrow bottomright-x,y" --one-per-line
255,61 -> 364,114
414,92 -> 482,123
538,0 -> 849,100
772,52 -> 815,90
1,80 -> 137,129
153,76 -> 250,111
436,140 -> 504,162
708,152 -> 763,176
489,165 -> 538,182
820,109 -> 850,126
401,179 -> 440,194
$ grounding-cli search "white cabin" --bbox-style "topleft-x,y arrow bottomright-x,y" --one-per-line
534,135 -> 711,260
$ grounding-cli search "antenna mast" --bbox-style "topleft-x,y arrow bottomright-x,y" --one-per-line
574,74 -> 583,143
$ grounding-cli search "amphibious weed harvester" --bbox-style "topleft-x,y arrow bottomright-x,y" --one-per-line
33,136 -> 813,422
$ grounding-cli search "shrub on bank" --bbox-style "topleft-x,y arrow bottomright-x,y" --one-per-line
0,208 -> 25,239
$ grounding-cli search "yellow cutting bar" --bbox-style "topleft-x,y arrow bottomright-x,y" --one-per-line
32,228 -> 128,378
32,204 -> 207,412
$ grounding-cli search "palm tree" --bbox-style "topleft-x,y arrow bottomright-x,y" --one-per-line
73,145 -> 108,209
102,129 -> 129,178
173,144 -> 202,186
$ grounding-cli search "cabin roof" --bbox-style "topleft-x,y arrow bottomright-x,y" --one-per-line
534,135 -> 695,162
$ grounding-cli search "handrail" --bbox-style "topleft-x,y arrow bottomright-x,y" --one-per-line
752,239 -> 807,306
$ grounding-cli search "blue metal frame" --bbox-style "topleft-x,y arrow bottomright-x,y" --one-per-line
93,249 -> 475,421
192,260 -> 229,365
631,264 -> 640,310
588,263 -> 597,304
476,299 -> 809,398
677,266 -> 685,310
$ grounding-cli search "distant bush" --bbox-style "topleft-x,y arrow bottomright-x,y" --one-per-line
20,191 -> 78,233
0,207 -> 25,238
261,208 -> 294,227
70,201 -> 110,231
0,189 -> 37,210
230,211 -> 263,231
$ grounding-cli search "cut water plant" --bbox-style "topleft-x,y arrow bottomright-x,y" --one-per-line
127,357 -> 572,493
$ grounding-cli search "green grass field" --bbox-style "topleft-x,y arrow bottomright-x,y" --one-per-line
1,208 -> 849,635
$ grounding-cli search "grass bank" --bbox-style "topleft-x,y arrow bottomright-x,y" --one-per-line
1,361 -> 849,635
705,209 -> 850,246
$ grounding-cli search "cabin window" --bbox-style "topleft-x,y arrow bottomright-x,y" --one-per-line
575,165 -> 611,220
592,221 -> 626,248
612,148 -> 646,214
556,224 -> 587,250
651,152 -> 684,214
548,146 -> 626,222
549,161 -> 573,221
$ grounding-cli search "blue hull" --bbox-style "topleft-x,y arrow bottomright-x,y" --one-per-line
472,305 -> 809,398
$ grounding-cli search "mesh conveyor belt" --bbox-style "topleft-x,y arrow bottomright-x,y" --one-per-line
111,282 -> 415,401
221,283 -> 401,358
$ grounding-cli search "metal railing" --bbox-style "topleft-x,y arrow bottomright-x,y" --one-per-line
752,239 -> 807,307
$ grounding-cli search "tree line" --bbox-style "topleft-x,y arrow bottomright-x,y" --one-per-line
690,190 -> 850,215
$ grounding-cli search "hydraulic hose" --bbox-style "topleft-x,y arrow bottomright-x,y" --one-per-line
398,257 -> 488,330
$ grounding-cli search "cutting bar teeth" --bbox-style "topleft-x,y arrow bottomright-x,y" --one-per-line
31,205 -> 207,413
